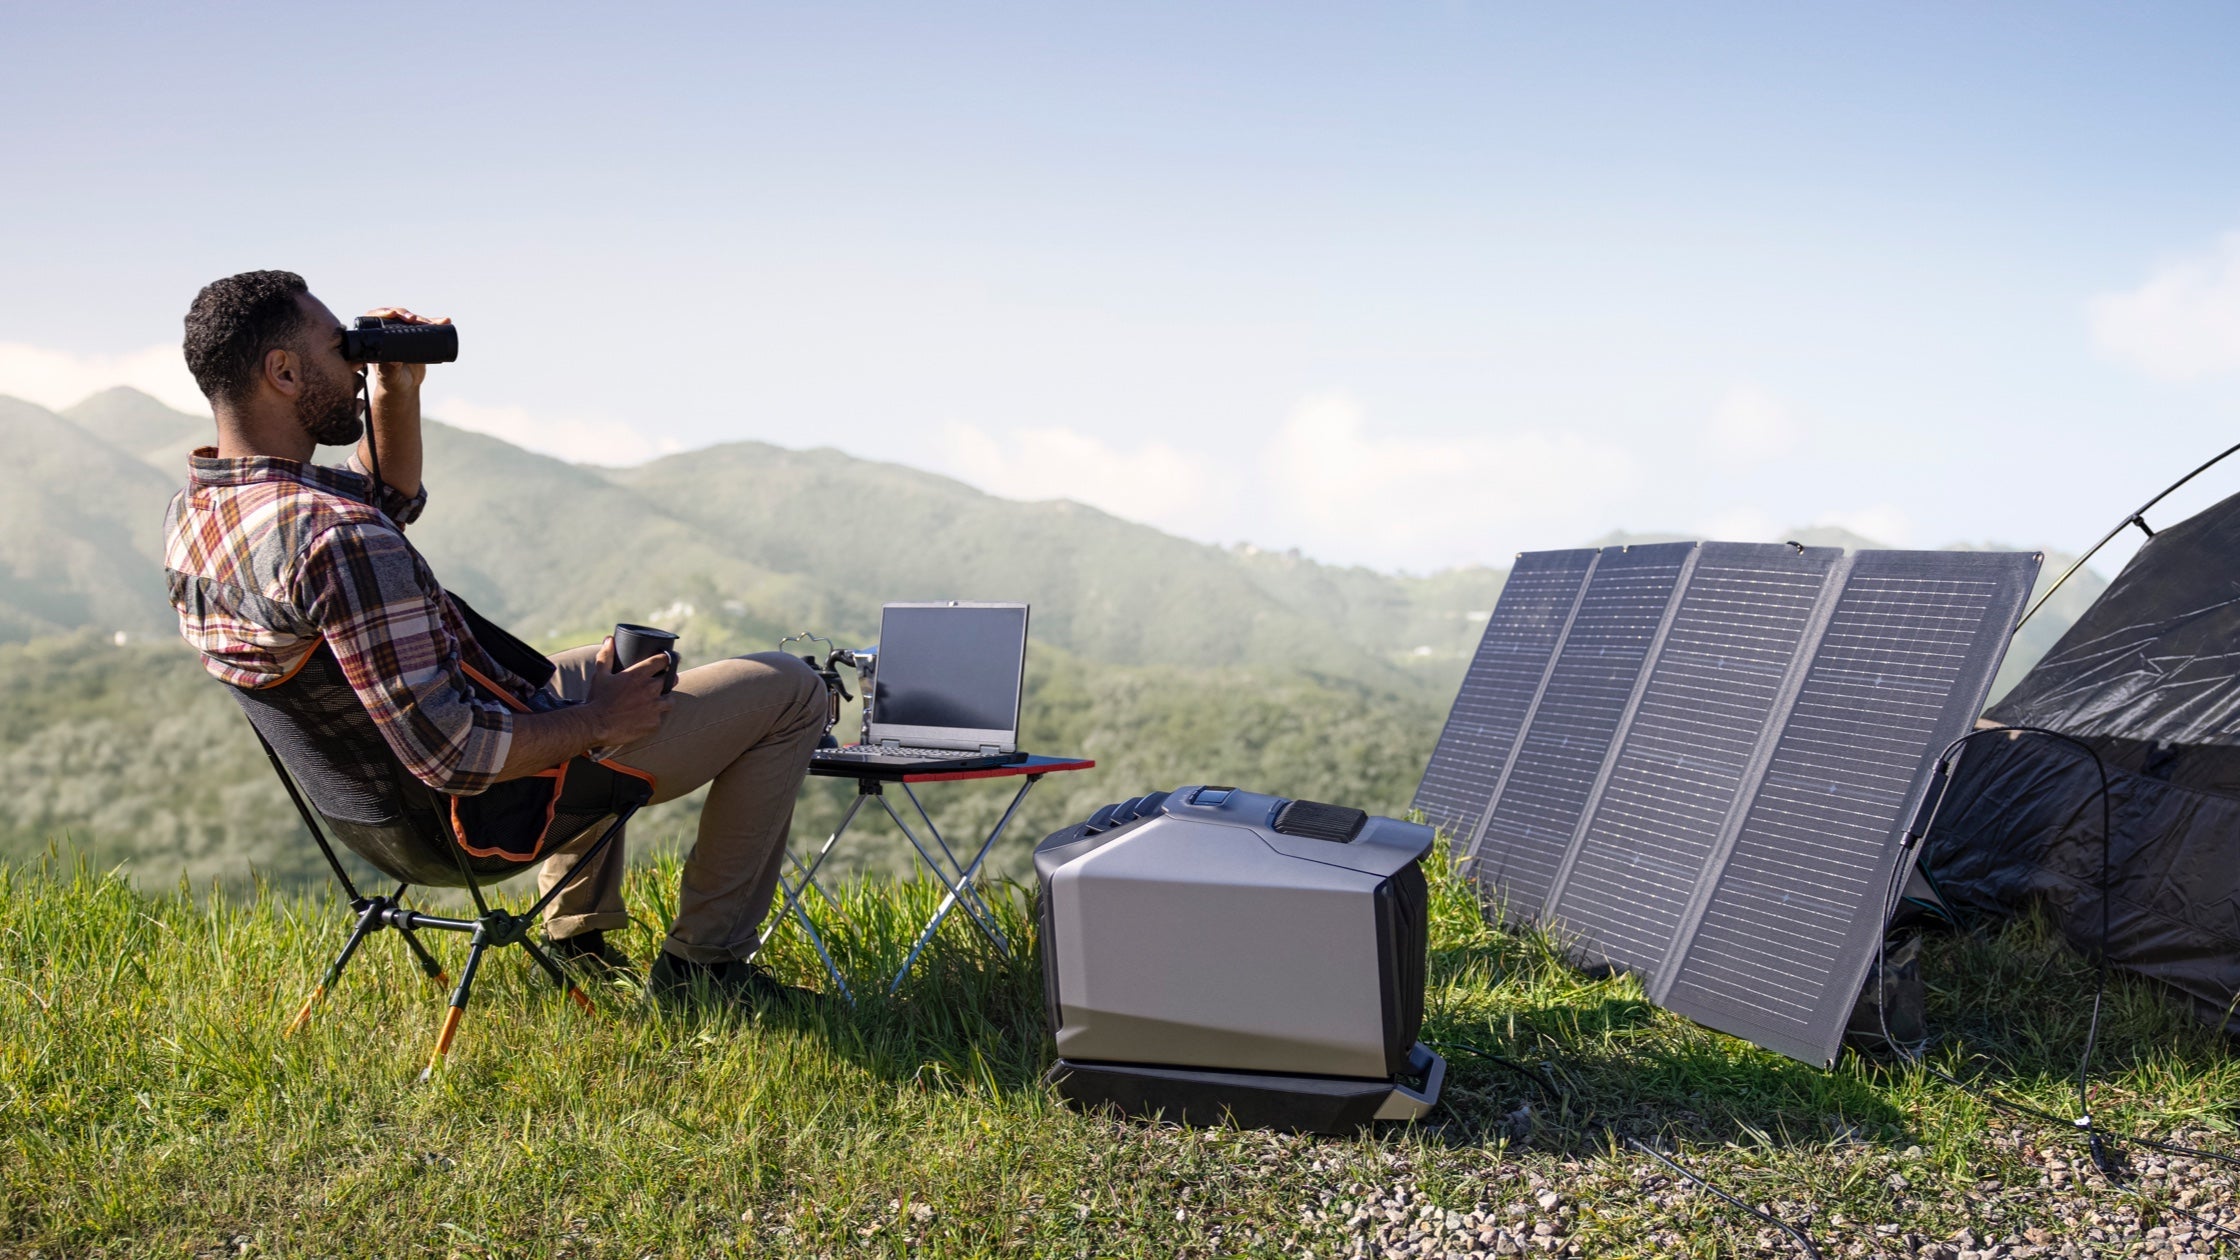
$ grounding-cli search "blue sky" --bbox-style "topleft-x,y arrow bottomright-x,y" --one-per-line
5,3 -> 2239,571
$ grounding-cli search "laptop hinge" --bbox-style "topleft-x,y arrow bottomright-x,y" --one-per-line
878,739 -> 903,752
979,745 -> 1001,756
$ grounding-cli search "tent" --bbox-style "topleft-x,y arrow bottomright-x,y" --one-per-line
1930,488 -> 2240,1037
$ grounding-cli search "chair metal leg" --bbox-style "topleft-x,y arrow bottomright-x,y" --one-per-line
285,896 -> 385,1037
386,882 -> 450,987
519,937 -> 595,1015
423,925 -> 490,1080
394,921 -> 450,988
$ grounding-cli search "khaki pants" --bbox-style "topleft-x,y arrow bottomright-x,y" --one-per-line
536,645 -> 827,964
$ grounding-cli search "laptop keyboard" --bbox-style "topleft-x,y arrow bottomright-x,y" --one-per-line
826,745 -> 987,759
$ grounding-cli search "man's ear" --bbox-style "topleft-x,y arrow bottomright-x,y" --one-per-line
261,346 -> 303,399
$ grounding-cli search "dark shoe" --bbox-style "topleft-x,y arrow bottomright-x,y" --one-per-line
648,951 -> 812,1007
548,930 -> 639,983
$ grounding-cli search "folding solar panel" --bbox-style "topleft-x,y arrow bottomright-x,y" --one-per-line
1425,543 -> 2039,1064
1542,543 -> 1842,977
1467,543 -> 1693,917
1411,549 -> 1595,839
1658,551 -> 2036,1064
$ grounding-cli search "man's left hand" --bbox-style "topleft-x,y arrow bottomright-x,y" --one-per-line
362,306 -> 451,395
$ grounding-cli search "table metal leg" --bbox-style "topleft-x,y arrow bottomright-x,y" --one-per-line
757,791 -> 871,1001
777,879 -> 855,1007
787,849 -> 849,918
873,792 -> 1009,950
764,792 -> 867,949
899,783 -> 1009,944
887,775 -> 1041,994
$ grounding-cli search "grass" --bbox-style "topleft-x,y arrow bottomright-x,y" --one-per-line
1,843 -> 2233,1259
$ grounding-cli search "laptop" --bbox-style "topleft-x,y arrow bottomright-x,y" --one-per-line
810,601 -> 1032,773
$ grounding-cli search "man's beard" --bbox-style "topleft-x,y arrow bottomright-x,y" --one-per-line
297,366 -> 363,447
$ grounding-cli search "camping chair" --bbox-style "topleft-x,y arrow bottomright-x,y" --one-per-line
232,640 -> 653,1078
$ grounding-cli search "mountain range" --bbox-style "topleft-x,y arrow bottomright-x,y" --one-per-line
0,388 -> 2108,890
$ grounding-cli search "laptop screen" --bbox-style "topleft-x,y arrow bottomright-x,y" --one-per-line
871,603 -> 1028,742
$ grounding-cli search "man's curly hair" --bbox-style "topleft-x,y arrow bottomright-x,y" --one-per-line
182,270 -> 313,405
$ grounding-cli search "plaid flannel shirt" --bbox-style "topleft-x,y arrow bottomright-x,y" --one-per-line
164,448 -> 551,796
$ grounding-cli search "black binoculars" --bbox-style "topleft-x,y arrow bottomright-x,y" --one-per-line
342,316 -> 458,364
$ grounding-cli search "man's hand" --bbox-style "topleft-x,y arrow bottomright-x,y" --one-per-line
584,636 -> 673,748
354,306 -> 445,504
362,306 -> 450,397
493,638 -> 671,782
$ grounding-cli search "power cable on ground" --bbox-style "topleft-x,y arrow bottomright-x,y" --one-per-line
1884,726 -> 2240,1250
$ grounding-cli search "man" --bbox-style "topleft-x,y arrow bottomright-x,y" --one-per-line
164,269 -> 826,1000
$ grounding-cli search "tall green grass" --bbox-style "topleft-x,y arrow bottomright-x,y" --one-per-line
1,845 -> 2231,1258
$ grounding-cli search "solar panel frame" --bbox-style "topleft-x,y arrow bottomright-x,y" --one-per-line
1411,549 -> 1597,841
1467,543 -> 1695,919
1540,543 -> 1844,980
1418,542 -> 2040,1065
1655,550 -> 2039,1064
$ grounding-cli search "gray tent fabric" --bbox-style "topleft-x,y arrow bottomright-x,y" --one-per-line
1931,488 -> 2240,1036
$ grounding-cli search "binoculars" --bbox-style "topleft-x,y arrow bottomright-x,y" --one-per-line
342,316 -> 458,364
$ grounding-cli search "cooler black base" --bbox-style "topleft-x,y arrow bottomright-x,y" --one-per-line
1046,1046 -> 1443,1135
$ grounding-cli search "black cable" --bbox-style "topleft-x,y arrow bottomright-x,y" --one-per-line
1431,1039 -> 1827,1259
1623,1135 -> 1826,1260
1884,726 -> 2240,1248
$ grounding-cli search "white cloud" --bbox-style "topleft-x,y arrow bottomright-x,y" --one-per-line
939,395 -> 1639,570
2089,232 -> 2240,381
431,397 -> 684,466
1705,383 -> 1803,461
1267,395 -> 1637,566
0,342 -> 206,414
939,422 -> 1222,533
1695,506 -> 1780,542
1814,504 -> 1912,546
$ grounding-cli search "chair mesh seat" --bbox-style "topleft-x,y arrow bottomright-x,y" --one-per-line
232,644 -> 642,887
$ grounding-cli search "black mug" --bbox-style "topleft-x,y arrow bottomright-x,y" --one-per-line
611,623 -> 680,694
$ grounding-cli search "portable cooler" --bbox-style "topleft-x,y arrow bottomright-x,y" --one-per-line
1034,785 -> 1444,1134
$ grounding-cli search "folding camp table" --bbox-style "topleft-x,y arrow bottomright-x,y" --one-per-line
765,753 -> 1095,1000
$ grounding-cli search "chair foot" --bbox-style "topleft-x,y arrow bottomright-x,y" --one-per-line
421,930 -> 490,1081
282,984 -> 326,1038
567,985 -> 595,1015
421,1005 -> 464,1081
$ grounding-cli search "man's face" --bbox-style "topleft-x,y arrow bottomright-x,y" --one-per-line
292,293 -> 362,447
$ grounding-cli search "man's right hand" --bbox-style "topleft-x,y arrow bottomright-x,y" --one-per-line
586,636 -> 672,748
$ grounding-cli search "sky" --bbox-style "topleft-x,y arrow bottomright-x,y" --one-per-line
4,2 -> 2239,573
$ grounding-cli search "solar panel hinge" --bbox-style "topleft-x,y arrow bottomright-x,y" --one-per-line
1902,762 -> 1953,850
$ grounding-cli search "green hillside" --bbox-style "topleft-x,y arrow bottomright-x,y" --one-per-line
62,385 -> 209,470
0,396 -> 178,642
608,442 -> 1437,684
0,387 -> 2110,894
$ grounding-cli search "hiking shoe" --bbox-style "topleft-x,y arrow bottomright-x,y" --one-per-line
648,951 -> 812,1007
547,930 -> 639,983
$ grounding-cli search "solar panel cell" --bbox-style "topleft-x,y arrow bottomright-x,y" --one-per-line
1658,551 -> 2038,1064
1544,544 -> 1840,978
1470,543 -> 1693,918
1411,550 -> 1594,840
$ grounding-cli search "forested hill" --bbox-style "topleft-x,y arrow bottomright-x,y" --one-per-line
13,388 -> 1505,685
0,388 -> 2102,892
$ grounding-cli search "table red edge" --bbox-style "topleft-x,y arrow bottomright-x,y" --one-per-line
810,753 -> 1097,784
